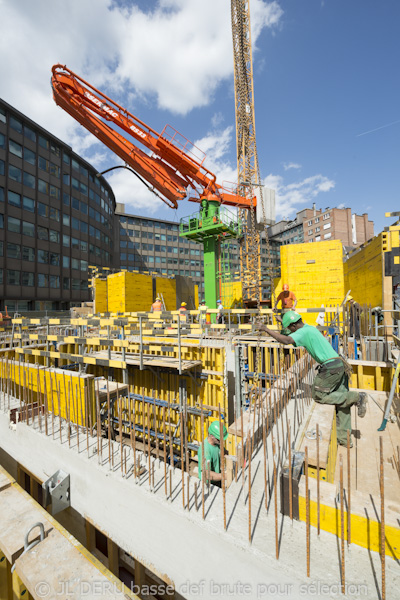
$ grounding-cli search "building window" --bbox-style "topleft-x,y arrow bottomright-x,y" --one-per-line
49,230 -> 59,243
23,172 -> 36,189
38,179 -> 48,194
315,235 -> 321,242
8,216 -> 21,233
63,215 -> 70,227
10,116 -> 22,133
50,207 -> 59,222
315,226 -> 320,233
63,277 -> 70,289
22,221 -> 35,237
7,270 -> 20,285
307,220 -> 312,226
21,272 -> 34,286
38,274 -> 48,287
315,217 -> 319,223
0,107 -> 6,123
38,227 -> 48,241
9,165 -> 22,183
38,250 -> 49,264
50,275 -> 60,288
24,148 -> 36,165
8,191 -> 21,207
22,246 -> 35,261
38,135 -> 49,150
323,223 -> 331,230
323,213 -> 330,220
63,234 -> 70,247
23,196 -> 35,212
7,243 -> 21,259
24,125 -> 36,142
308,229 -> 313,235
9,139 -> 23,158
324,233 -> 332,239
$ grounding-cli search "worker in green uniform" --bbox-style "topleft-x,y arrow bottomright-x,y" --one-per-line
258,311 -> 367,448
198,420 -> 228,486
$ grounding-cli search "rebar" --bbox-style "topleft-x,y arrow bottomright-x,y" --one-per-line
380,436 -> 386,600
305,446 -> 310,577
339,454 -> 345,594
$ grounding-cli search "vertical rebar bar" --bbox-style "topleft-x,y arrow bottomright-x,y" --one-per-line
201,406 -> 205,520
316,423 -> 320,535
347,429 -> 351,545
380,436 -> 386,600
219,404 -> 227,530
163,405 -> 167,495
305,446 -> 310,577
288,419 -> 292,521
273,437 -> 279,560
248,429 -> 252,542
340,454 -> 345,594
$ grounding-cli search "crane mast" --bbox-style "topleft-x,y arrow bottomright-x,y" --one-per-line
231,0 -> 274,307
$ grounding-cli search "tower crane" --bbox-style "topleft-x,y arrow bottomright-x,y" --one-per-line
231,0 -> 275,308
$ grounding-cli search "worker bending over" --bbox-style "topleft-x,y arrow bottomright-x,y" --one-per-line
198,420 -> 228,486
258,311 -> 367,448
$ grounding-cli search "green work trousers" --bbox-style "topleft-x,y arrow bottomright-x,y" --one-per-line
311,360 -> 359,445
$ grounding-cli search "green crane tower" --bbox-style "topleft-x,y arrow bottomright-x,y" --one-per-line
179,200 -> 242,310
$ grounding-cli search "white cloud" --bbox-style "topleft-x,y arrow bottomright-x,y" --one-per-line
0,0 -> 284,213
0,0 -> 283,151
264,174 -> 335,219
337,202 -> 346,209
283,162 -> 302,171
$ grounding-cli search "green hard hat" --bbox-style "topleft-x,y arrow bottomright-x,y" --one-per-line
208,420 -> 228,441
282,311 -> 302,329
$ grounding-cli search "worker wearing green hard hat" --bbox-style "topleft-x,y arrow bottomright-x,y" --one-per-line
257,310 -> 367,448
197,419 -> 229,486
281,310 -> 302,329
208,420 -> 229,440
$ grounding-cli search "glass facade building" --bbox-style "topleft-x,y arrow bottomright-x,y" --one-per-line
0,99 -> 115,311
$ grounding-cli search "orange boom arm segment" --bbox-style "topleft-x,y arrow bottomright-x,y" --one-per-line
51,64 -> 255,210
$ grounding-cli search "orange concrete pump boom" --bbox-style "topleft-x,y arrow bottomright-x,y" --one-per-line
51,64 -> 255,210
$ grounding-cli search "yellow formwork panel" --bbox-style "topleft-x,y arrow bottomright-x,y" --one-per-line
0,362 -> 95,427
278,240 -> 345,325
344,233 -> 383,307
93,278 -> 107,314
107,272 -> 153,312
155,277 -> 176,310
221,281 -> 242,308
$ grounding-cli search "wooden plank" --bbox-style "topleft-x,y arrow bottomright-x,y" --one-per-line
15,529 -> 130,599
0,486 -> 53,563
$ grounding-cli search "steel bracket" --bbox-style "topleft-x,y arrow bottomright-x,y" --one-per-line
42,470 -> 70,515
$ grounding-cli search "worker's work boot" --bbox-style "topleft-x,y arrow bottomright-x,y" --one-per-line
357,392 -> 367,418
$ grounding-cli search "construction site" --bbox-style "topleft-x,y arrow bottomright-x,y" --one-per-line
0,3 -> 399,600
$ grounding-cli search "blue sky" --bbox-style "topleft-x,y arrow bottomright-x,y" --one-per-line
0,0 -> 398,234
